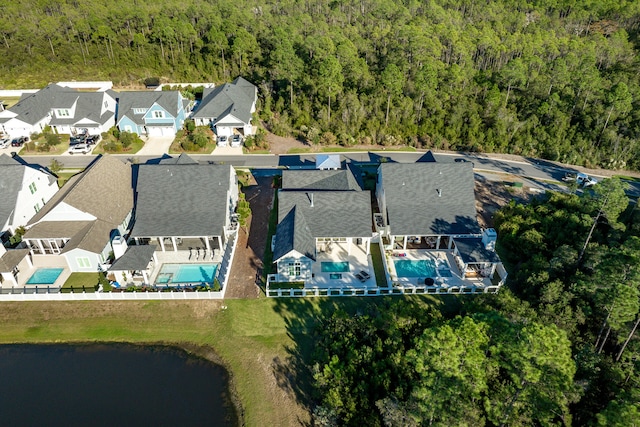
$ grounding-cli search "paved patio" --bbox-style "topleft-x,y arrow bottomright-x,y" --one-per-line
304,241 -> 376,288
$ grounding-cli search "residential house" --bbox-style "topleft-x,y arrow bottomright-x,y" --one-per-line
191,77 -> 257,137
0,153 -> 58,239
125,154 -> 239,287
375,162 -> 505,288
22,155 -> 133,272
315,154 -> 341,170
272,166 -> 373,286
0,84 -> 117,138
116,91 -> 188,137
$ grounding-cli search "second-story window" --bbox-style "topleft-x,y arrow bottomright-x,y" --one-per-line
153,110 -> 165,118
29,182 -> 37,194
57,109 -> 70,117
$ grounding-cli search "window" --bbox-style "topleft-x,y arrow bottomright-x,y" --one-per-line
34,203 -> 40,213
287,261 -> 301,277
123,125 -> 133,133
29,182 -> 37,194
153,110 -> 165,118
133,108 -> 146,114
57,109 -> 70,117
77,257 -> 91,268
104,101 -> 108,108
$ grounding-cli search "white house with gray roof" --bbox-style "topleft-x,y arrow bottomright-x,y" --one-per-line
116,91 -> 187,137
376,162 -> 505,287
0,154 -> 58,237
127,154 -> 239,287
191,77 -> 257,137
0,84 -> 117,138
272,165 -> 374,286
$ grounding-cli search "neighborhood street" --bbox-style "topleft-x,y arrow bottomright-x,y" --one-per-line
13,149 -> 640,198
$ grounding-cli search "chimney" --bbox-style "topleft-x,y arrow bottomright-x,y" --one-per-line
112,235 -> 129,259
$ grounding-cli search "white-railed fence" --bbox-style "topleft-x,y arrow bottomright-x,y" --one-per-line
0,289 -> 225,301
266,285 -> 500,298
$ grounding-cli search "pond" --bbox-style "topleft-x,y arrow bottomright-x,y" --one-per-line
0,344 -> 238,426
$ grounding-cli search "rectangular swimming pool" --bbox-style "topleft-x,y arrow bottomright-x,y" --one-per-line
156,263 -> 217,285
321,262 -> 350,272
26,268 -> 64,285
393,259 -> 436,278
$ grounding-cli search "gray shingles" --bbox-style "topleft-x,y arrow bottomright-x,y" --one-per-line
281,167 -> 362,191
274,191 -> 372,261
380,162 -> 480,236
131,162 -> 232,237
454,238 -> 501,263
5,84 -> 68,125
110,244 -> 157,271
192,78 -> 256,124
0,155 -> 26,228
48,91 -> 116,128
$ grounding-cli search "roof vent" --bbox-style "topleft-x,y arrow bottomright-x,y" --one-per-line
308,192 -> 314,207
437,189 -> 442,197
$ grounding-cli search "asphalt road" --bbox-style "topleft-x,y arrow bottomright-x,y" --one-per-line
14,150 -> 640,198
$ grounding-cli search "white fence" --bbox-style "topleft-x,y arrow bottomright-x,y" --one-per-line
267,285 -> 500,298
0,89 -> 38,97
0,289 -> 225,301
155,83 -> 215,91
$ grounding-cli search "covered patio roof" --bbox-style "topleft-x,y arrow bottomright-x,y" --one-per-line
454,238 -> 501,264
0,249 -> 29,272
110,244 -> 157,271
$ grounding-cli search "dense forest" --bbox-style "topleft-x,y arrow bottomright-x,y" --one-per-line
306,179 -> 640,426
1,0 -> 640,169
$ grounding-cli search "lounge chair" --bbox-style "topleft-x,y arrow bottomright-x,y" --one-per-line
355,272 -> 367,283
359,270 -> 371,280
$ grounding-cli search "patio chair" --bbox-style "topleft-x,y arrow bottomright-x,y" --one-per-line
359,270 -> 371,280
355,272 -> 367,283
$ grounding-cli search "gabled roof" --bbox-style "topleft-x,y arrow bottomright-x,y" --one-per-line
0,154 -> 56,228
4,84 -> 68,125
192,78 -> 256,124
49,91 -> 115,127
23,220 -> 116,254
0,249 -> 29,272
110,244 -> 157,271
117,91 -> 183,126
158,153 -> 198,165
281,165 -> 363,191
130,162 -> 233,237
380,162 -> 480,236
316,154 -> 341,170
274,191 -> 372,261
28,155 -> 133,227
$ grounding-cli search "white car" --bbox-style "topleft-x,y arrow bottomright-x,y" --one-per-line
231,134 -> 242,147
217,135 -> 228,147
68,143 -> 91,155
576,173 -> 598,187
0,138 -> 10,148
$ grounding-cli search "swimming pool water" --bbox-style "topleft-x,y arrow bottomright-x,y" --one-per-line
393,259 -> 437,277
156,264 -> 217,284
26,268 -> 64,285
321,262 -> 350,272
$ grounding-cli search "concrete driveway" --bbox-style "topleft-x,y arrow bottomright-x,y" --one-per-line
136,136 -> 175,156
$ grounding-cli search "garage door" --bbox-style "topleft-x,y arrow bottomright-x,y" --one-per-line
148,126 -> 174,137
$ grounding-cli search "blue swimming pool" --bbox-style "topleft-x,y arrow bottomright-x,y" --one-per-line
393,259 -> 436,277
156,264 -> 217,285
26,268 -> 64,285
321,261 -> 350,272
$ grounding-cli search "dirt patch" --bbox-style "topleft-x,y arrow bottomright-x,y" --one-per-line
225,174 -> 275,299
475,177 -> 526,229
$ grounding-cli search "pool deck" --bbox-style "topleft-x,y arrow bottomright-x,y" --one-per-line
387,249 -> 493,288
306,242 -> 376,288
15,255 -> 71,289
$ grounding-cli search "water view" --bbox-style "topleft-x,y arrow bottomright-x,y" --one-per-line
0,344 -> 237,426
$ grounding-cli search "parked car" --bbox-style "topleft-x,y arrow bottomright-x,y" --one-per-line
231,134 -> 242,147
217,135 -> 228,147
0,138 -> 10,148
86,135 -> 101,145
69,135 -> 86,145
68,143 -> 91,155
564,172 -> 597,187
11,136 -> 28,147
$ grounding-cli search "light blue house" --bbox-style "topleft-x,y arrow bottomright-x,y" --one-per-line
116,91 -> 188,137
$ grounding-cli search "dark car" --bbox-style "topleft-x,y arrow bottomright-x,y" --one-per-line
86,135 -> 101,145
454,158 -> 474,167
10,136 -> 28,147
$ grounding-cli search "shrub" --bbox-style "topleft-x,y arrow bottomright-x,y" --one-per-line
192,131 -> 208,148
45,132 -> 61,146
119,131 -> 140,148
144,76 -> 160,88
103,141 -> 120,152
9,226 -> 25,246
184,119 -> 196,133
213,278 -> 222,292
49,159 -> 63,174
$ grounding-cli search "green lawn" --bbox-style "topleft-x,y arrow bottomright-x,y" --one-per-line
60,273 -> 99,293
56,170 -> 82,187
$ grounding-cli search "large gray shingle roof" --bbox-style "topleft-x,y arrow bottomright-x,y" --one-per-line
192,77 -> 256,124
281,165 -> 363,191
117,91 -> 182,126
49,91 -> 115,127
5,84 -> 68,125
130,162 -> 233,237
274,191 -> 372,261
380,162 -> 480,236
